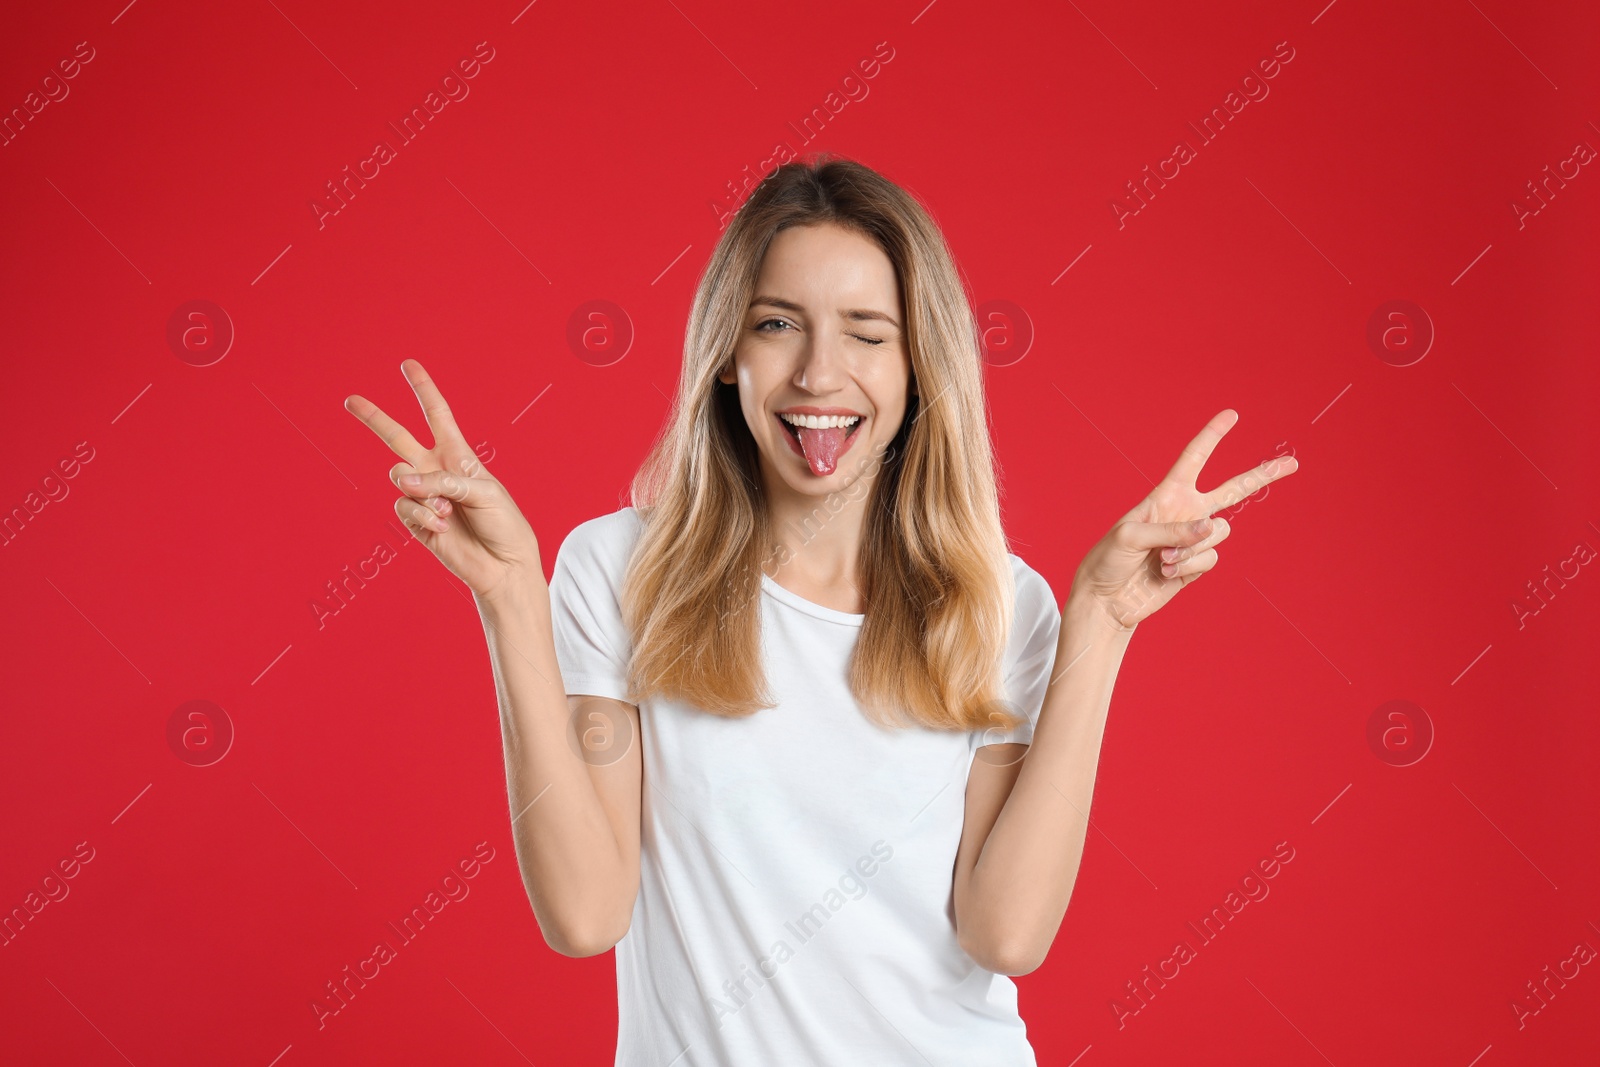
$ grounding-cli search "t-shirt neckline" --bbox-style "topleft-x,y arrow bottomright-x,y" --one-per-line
760,572 -> 866,627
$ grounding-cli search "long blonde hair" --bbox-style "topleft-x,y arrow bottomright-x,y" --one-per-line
620,154 -> 1020,734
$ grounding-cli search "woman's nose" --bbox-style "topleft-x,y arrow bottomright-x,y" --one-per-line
795,334 -> 848,391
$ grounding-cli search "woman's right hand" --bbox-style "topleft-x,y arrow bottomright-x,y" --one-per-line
344,358 -> 540,603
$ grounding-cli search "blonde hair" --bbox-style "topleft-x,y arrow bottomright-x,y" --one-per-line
619,154 -> 1020,734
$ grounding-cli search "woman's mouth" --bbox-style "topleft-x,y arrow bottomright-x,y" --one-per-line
776,412 -> 863,477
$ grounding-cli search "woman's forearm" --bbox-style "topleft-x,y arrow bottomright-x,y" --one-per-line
475,569 -> 633,956
962,590 -> 1134,974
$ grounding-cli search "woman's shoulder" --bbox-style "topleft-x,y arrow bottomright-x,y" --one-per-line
1005,551 -> 1058,620
553,504 -> 647,581
562,503 -> 646,548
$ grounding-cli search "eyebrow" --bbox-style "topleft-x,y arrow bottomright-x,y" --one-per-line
749,295 -> 901,330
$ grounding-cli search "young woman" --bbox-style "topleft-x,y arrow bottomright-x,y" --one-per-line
344,157 -> 1298,1065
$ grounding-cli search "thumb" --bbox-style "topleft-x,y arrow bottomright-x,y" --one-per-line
1118,516 -> 1214,554
395,467 -> 496,508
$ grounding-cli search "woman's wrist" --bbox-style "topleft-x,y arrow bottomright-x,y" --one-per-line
1063,586 -> 1139,640
474,564 -> 551,620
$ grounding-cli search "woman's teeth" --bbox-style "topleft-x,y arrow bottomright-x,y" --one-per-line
779,413 -> 862,429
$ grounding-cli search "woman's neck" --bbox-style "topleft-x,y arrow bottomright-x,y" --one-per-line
763,488 -> 871,614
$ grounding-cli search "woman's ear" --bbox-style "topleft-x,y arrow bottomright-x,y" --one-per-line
717,360 -> 736,385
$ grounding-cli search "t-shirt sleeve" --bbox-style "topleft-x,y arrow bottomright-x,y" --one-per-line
978,559 -> 1061,748
548,511 -> 638,705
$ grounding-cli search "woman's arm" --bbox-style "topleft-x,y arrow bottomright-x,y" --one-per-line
954,409 -> 1299,975
953,592 -> 1132,976
344,359 -> 641,959
476,575 -> 643,958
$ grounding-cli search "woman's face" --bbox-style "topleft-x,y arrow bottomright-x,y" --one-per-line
720,222 -> 913,499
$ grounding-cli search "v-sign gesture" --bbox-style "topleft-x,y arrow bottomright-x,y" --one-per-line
344,358 -> 541,604
1071,409 -> 1299,633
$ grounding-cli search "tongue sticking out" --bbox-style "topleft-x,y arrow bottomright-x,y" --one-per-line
795,424 -> 854,477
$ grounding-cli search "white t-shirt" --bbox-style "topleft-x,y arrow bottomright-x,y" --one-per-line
548,505 -> 1062,1066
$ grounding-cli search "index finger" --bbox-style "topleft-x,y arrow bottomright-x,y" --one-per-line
343,393 -> 430,466
1159,409 -> 1239,489
401,358 -> 466,449
1204,453 -> 1299,514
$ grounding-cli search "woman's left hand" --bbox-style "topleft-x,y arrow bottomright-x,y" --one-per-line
1070,409 -> 1299,633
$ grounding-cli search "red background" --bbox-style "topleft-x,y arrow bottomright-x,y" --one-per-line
3,0 -> 1597,1063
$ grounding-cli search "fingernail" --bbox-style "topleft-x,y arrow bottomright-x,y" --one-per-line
1192,518 -> 1210,533
401,474 -> 421,487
